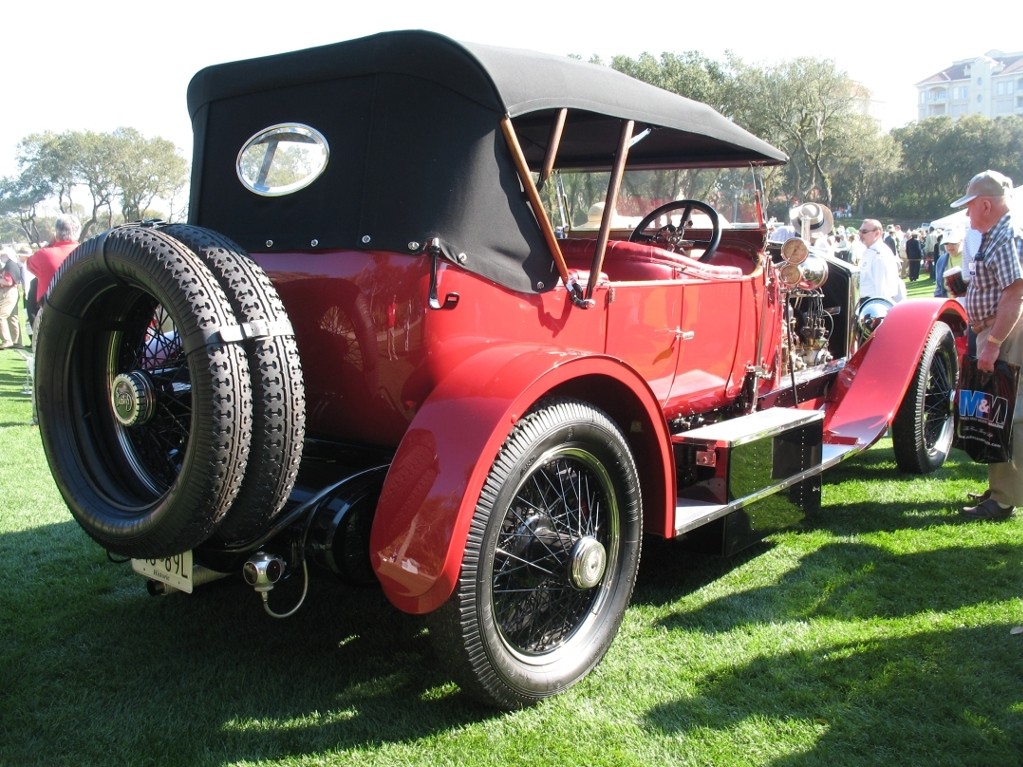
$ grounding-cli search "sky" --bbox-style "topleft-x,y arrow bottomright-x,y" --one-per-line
3,1 -> 1017,181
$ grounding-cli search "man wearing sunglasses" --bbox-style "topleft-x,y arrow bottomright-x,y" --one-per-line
857,219 -> 905,304
954,170 -> 1023,520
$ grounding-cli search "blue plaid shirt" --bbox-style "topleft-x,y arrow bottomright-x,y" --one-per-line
964,212 -> 1023,325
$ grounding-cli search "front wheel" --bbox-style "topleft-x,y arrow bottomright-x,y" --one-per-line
428,399 -> 642,709
892,321 -> 958,473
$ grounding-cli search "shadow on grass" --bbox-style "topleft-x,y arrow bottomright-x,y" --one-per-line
0,352 -> 33,428
634,444 -> 992,606
652,538 -> 1022,630
819,439 -> 986,488
0,418 -> 33,430
632,491 -> 1023,762
0,521 -> 495,766
0,365 -> 32,393
634,536 -> 776,602
808,448 -> 990,537
642,625 -> 1023,765
0,438 -> 1011,764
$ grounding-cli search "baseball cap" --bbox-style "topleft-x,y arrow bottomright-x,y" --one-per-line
943,227 -> 965,244
950,169 -> 1013,207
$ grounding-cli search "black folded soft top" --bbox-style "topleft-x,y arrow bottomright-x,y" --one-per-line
186,30 -> 785,292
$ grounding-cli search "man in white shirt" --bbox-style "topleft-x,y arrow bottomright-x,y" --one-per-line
857,218 -> 905,303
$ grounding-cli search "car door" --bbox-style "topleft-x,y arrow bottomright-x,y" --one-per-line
669,277 -> 746,413
604,282 -> 683,406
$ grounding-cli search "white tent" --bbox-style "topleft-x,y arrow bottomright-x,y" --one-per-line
928,188 -> 1023,231
929,209 -> 968,230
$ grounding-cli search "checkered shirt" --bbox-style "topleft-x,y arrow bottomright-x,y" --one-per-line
964,212 -> 1023,325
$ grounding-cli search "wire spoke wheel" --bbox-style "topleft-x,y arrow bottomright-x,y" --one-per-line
892,321 -> 958,473
921,343 -> 956,446
429,399 -> 642,709
110,301 -> 191,494
492,450 -> 617,655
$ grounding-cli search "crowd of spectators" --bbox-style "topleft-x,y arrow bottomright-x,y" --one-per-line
767,212 -> 981,304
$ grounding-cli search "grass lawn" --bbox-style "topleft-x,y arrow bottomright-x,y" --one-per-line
906,269 -> 940,299
1,302 -> 1020,766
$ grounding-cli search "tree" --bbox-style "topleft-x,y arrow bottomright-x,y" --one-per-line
890,115 -> 1023,221
71,131 -> 121,236
582,53 -> 1023,223
113,128 -> 189,222
828,116 -> 901,218
602,50 -> 891,221
2,128 -> 189,242
0,170 -> 53,244
726,57 -> 873,210
19,131 -> 78,213
607,51 -> 732,112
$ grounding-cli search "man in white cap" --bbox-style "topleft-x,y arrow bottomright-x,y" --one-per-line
955,170 -> 1023,520
933,227 -> 965,299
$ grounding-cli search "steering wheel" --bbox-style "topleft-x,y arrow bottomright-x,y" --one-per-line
629,199 -> 722,262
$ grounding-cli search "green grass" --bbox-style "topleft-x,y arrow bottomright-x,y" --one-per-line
1,330 -> 1020,766
906,270 -> 940,299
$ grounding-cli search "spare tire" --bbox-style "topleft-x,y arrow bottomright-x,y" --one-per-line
35,225 -> 253,558
158,224 -> 306,543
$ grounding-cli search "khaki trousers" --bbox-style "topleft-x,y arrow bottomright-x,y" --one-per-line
0,286 -> 20,346
978,322 -> 1023,506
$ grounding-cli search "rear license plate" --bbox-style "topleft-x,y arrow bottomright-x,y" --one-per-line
131,551 -> 194,593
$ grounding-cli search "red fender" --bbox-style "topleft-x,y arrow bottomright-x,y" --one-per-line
824,297 -> 967,447
369,345 -> 672,614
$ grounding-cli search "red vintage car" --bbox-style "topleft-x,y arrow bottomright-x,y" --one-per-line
35,30 -> 967,709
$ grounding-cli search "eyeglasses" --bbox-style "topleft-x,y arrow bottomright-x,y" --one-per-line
858,228 -> 876,234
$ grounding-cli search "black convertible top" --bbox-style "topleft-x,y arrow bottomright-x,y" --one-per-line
186,30 -> 785,292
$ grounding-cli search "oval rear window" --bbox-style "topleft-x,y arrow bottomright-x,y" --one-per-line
236,124 -> 329,197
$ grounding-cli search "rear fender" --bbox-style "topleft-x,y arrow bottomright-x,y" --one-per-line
824,298 -> 967,447
370,346 -> 672,614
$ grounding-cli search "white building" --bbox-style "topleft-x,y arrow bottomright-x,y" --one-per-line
916,50 -> 1023,121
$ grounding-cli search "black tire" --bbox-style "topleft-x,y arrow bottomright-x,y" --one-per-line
892,321 -> 958,473
428,399 -> 642,709
158,224 -> 306,543
35,226 -> 253,558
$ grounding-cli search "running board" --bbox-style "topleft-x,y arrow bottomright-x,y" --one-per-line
670,408 -> 860,551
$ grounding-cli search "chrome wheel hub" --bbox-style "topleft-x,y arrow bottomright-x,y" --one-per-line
111,371 -> 156,427
569,535 -> 607,590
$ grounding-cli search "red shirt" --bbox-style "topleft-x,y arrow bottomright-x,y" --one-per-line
27,239 -> 79,302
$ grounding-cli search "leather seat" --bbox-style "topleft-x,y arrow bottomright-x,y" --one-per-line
559,238 -> 743,281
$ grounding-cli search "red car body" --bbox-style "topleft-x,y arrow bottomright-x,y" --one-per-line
36,30 -> 967,709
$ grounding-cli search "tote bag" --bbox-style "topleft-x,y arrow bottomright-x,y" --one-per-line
954,355 -> 1020,463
